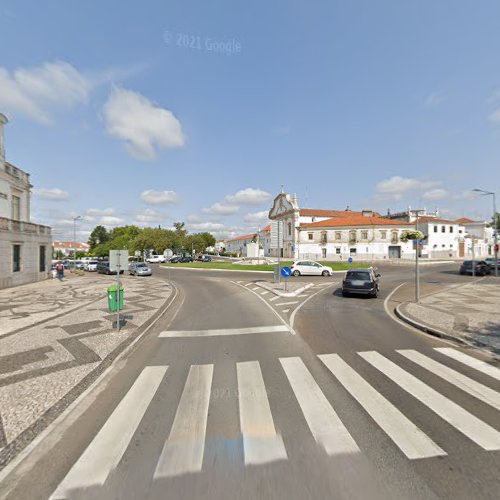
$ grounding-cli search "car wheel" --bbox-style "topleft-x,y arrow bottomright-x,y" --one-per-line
292,270 -> 300,277
342,291 -> 349,297
322,270 -> 329,277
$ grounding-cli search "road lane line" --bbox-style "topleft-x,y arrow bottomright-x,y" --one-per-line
434,348 -> 500,381
275,301 -> 299,307
244,283 -> 253,287
260,290 -> 270,295
50,366 -> 168,499
360,351 -> 500,450
282,309 -> 290,313
398,350 -> 500,411
269,296 -> 280,302
318,354 -> 446,459
280,357 -> 359,455
252,288 -> 261,292
159,325 -> 290,337
154,364 -> 213,478
237,361 -> 287,465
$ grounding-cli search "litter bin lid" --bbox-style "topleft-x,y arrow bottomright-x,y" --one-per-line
107,285 -> 124,292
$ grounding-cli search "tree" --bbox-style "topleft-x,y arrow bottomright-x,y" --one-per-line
492,212 -> 500,231
173,222 -> 187,239
88,226 -> 110,250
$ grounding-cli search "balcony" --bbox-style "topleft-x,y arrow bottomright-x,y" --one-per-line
0,217 -> 51,235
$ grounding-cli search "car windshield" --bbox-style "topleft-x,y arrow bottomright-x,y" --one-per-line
347,272 -> 371,280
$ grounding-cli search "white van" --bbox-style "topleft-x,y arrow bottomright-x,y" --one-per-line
146,255 -> 166,263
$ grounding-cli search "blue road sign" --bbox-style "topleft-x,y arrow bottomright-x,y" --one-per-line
281,266 -> 292,278
417,239 -> 424,244
348,257 -> 353,264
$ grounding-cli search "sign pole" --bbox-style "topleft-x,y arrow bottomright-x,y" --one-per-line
278,221 -> 281,285
116,250 -> 120,331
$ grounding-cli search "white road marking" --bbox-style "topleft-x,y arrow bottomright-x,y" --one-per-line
280,357 -> 359,455
154,364 -> 213,478
50,366 -> 167,499
434,348 -> 500,381
159,325 -> 290,337
298,294 -> 308,297
260,290 -> 270,295
319,354 -> 446,459
244,283 -> 253,287
237,361 -> 287,465
282,309 -> 290,313
252,288 -> 261,292
398,350 -> 500,412
269,296 -> 280,302
360,351 -> 500,450
275,301 -> 299,307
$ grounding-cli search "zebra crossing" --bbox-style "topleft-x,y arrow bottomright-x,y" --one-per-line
50,348 -> 500,499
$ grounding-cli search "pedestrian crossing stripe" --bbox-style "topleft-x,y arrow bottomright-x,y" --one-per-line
51,348 -> 500,494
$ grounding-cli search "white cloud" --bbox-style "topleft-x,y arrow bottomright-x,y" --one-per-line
422,189 -> 449,201
0,61 -> 89,124
135,208 -> 165,223
103,86 -> 185,160
424,91 -> 446,107
140,190 -> 178,205
188,222 -> 226,231
376,176 -> 440,195
99,216 -> 124,226
202,202 -> 239,216
452,190 -> 476,201
243,210 -> 269,224
33,188 -> 69,201
489,107 -> 500,123
186,214 -> 202,223
224,188 -> 272,205
85,207 -> 115,216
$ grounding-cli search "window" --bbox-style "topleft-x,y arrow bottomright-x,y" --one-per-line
442,244 -> 445,248
11,195 -> 21,220
335,248 -> 341,254
349,231 -> 356,243
349,248 -> 357,255
322,248 -> 327,258
391,231 -> 399,243
449,226 -> 453,233
361,230 -> 368,240
434,226 -> 438,233
308,232 -> 313,240
441,226 -> 445,233
335,231 -> 341,240
39,246 -> 46,272
13,245 -> 21,272
288,222 -> 292,236
320,231 -> 327,243
380,231 -> 387,239
459,229 -> 463,234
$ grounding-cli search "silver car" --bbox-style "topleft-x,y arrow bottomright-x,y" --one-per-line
129,262 -> 152,276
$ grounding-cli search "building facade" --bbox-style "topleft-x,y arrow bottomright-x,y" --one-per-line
0,114 -> 52,289
52,241 -> 90,257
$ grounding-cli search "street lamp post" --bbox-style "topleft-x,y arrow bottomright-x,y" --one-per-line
473,189 -> 498,277
414,210 -> 425,303
73,215 -> 81,267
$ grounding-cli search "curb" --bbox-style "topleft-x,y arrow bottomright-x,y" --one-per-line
395,302 -> 500,358
253,281 -> 315,297
0,282 -> 178,481
160,265 -> 273,274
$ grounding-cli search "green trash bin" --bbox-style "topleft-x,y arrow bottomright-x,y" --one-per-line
107,285 -> 124,312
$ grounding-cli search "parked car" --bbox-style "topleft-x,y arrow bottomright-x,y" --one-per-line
85,260 -> 99,272
291,260 -> 334,277
129,262 -> 152,276
179,256 -> 194,263
146,255 -> 166,263
197,255 -> 212,262
97,261 -> 124,275
342,268 -> 381,298
485,257 -> 500,269
169,255 -> 181,263
459,260 -> 491,276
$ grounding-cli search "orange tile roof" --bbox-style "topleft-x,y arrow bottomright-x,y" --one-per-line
455,217 -> 476,223
301,215 -> 410,228
226,233 -> 256,243
415,217 -> 458,224
299,208 -> 381,218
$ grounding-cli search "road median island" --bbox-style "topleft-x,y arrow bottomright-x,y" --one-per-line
0,273 -> 173,471
161,261 -> 370,272
394,278 -> 500,358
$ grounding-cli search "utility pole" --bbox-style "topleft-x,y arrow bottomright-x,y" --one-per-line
473,189 -> 498,277
414,210 -> 425,303
72,215 -> 81,267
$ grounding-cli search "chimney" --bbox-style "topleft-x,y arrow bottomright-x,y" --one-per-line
0,113 -> 8,168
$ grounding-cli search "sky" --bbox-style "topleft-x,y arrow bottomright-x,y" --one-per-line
1,0 -> 500,242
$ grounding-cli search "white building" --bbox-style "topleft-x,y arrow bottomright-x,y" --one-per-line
224,225 -> 271,257
0,114 -> 52,288
52,241 -> 90,257
455,218 -> 494,258
268,192 -> 415,260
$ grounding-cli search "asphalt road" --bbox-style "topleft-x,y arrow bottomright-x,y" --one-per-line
1,263 -> 499,500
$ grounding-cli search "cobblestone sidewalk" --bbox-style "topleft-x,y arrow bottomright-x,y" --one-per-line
0,272 -> 172,469
397,277 -> 500,354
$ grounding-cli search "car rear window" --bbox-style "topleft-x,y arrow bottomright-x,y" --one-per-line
347,271 -> 370,280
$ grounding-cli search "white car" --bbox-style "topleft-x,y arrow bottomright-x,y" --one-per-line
290,260 -> 334,277
147,255 -> 166,263
85,260 -> 98,272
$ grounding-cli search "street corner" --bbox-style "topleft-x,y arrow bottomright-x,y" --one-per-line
0,274 -> 173,470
